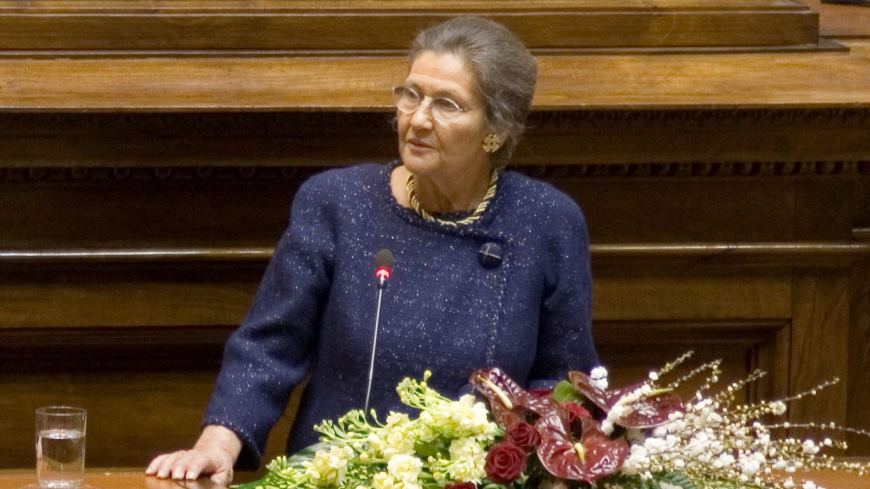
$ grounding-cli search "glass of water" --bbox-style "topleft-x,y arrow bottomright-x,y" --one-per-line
35,406 -> 87,489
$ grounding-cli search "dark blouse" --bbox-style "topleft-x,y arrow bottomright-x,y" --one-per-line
203,162 -> 599,469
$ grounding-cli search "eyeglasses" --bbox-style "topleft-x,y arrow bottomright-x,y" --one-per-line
391,85 -> 475,124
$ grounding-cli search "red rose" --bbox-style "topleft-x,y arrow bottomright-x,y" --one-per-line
506,421 -> 541,451
485,442 -> 527,483
562,402 -> 592,423
446,483 -> 476,489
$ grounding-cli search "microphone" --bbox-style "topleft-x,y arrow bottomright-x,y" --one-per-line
365,248 -> 394,416
374,248 -> 394,289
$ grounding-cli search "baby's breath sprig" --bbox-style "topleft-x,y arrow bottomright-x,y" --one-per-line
712,369 -> 766,407
648,350 -> 695,386
616,355 -> 870,489
659,359 -> 722,396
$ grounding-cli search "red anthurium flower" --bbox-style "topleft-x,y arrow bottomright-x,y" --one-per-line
534,413 -> 628,483
561,402 -> 592,424
469,368 -> 529,428
446,483 -> 475,489
568,371 -> 683,429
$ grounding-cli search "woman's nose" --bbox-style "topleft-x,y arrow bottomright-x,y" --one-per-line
409,99 -> 434,130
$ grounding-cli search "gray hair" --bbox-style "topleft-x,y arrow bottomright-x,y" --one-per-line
410,16 -> 537,168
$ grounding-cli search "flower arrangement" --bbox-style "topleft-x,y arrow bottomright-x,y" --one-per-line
238,352 -> 868,489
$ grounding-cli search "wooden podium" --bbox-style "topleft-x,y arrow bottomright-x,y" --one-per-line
0,0 -> 867,474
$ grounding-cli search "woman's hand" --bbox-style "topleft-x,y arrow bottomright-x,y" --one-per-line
146,424 -> 242,486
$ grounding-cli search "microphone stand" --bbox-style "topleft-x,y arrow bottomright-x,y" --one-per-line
364,278 -> 386,416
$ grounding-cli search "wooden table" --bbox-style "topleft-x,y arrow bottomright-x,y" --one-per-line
0,470 -> 225,489
1,469 -> 867,489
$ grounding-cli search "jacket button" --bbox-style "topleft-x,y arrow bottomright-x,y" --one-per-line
477,242 -> 503,269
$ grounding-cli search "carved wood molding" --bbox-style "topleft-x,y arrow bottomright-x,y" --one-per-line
0,162 -> 865,184
1,108 -> 867,167
531,108 -> 870,127
1,108 -> 867,130
593,319 -> 787,346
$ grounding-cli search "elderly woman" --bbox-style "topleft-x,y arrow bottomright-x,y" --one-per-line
147,16 -> 597,485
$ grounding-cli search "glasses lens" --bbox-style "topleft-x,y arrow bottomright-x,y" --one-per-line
392,86 -> 420,113
430,98 -> 463,123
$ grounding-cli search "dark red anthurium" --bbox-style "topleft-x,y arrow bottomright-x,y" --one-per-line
568,371 -> 684,429
534,413 -> 628,483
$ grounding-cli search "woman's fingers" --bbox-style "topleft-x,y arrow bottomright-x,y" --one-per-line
210,467 -> 233,487
184,452 -> 216,480
147,448 -> 233,484
171,451 -> 194,479
145,453 -> 167,475
146,450 -> 192,479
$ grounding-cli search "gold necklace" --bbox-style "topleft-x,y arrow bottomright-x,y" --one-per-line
405,170 -> 499,227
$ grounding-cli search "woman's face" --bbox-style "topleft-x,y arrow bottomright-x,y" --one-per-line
397,51 -> 492,182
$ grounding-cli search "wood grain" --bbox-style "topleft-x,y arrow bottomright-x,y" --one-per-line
807,0 -> 870,37
0,1 -> 813,11
0,470 -> 226,489
789,270 -> 851,438
848,260 -> 870,454
2,48 -> 870,111
0,1 -> 818,52
4,468 -> 869,489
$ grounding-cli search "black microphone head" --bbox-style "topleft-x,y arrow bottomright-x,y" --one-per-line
375,248 -> 394,268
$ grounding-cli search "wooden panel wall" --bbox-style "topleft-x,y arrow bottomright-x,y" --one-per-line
1,0 -> 869,480
1,151 -> 867,476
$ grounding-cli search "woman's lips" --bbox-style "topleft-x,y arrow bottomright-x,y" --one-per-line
407,139 -> 434,151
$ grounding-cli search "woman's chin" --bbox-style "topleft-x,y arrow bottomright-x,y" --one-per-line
401,151 -> 439,175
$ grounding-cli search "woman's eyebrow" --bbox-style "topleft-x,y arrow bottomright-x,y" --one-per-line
403,79 -> 468,102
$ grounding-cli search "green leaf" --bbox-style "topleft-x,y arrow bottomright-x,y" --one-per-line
598,473 -> 646,489
552,380 -> 585,403
286,442 -> 328,466
414,438 -> 449,459
653,471 -> 699,489
230,480 -> 264,489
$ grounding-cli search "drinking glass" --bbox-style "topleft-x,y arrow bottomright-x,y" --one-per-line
35,406 -> 87,489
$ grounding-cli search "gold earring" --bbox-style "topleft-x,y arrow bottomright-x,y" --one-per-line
482,134 -> 502,153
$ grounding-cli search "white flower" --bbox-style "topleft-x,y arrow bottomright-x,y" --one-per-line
740,459 -> 761,476
387,454 -> 423,484
783,478 -> 795,489
803,440 -> 820,455
770,401 -> 787,415
373,473 -> 398,489
304,445 -> 353,486
713,453 -> 735,468
803,481 -> 817,489
706,413 -> 723,426
446,438 -> 487,482
590,366 -> 609,390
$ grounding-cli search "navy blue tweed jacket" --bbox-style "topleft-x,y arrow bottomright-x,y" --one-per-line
203,162 -> 598,469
